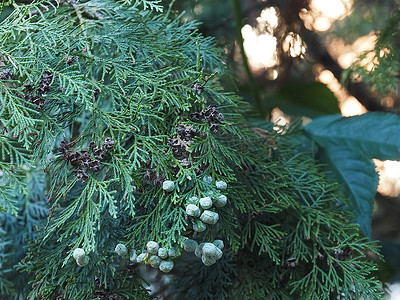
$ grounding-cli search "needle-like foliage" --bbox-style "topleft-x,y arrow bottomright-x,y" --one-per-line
0,1 -> 383,299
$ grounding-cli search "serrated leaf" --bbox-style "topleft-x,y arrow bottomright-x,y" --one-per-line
318,146 -> 378,238
305,112 -> 400,237
305,112 -> 400,159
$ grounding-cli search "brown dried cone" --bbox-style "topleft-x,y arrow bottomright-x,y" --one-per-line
24,94 -> 46,110
0,68 -> 13,80
58,138 -> 114,182
37,70 -> 53,94
190,105 -> 224,133
143,161 -> 166,186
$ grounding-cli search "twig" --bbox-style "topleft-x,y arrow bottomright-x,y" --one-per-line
68,0 -> 92,56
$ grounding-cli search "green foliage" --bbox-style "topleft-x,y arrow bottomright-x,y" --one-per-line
273,82 -> 340,118
345,8 -> 400,96
0,0 -> 387,299
0,166 -> 47,296
305,112 -> 400,237
162,129 -> 384,299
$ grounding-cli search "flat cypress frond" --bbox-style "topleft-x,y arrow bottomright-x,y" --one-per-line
0,1 -> 384,299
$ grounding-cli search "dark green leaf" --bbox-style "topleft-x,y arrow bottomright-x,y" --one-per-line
318,146 -> 378,238
275,82 -> 340,118
379,240 -> 400,281
305,112 -> 400,237
305,112 -> 400,160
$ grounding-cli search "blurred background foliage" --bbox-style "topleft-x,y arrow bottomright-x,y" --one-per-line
167,0 -> 400,287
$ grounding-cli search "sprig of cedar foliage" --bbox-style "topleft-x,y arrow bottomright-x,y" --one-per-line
0,0 -> 384,299
344,7 -> 400,97
163,126 -> 382,300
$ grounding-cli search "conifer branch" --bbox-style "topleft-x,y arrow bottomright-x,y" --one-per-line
0,1 -> 385,299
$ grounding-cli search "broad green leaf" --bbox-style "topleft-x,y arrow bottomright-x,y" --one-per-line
275,82 -> 340,118
305,112 -> 400,237
318,146 -> 378,238
379,240 -> 400,281
305,112 -> 400,160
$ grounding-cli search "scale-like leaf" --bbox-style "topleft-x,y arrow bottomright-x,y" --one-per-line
0,186 -> 18,216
